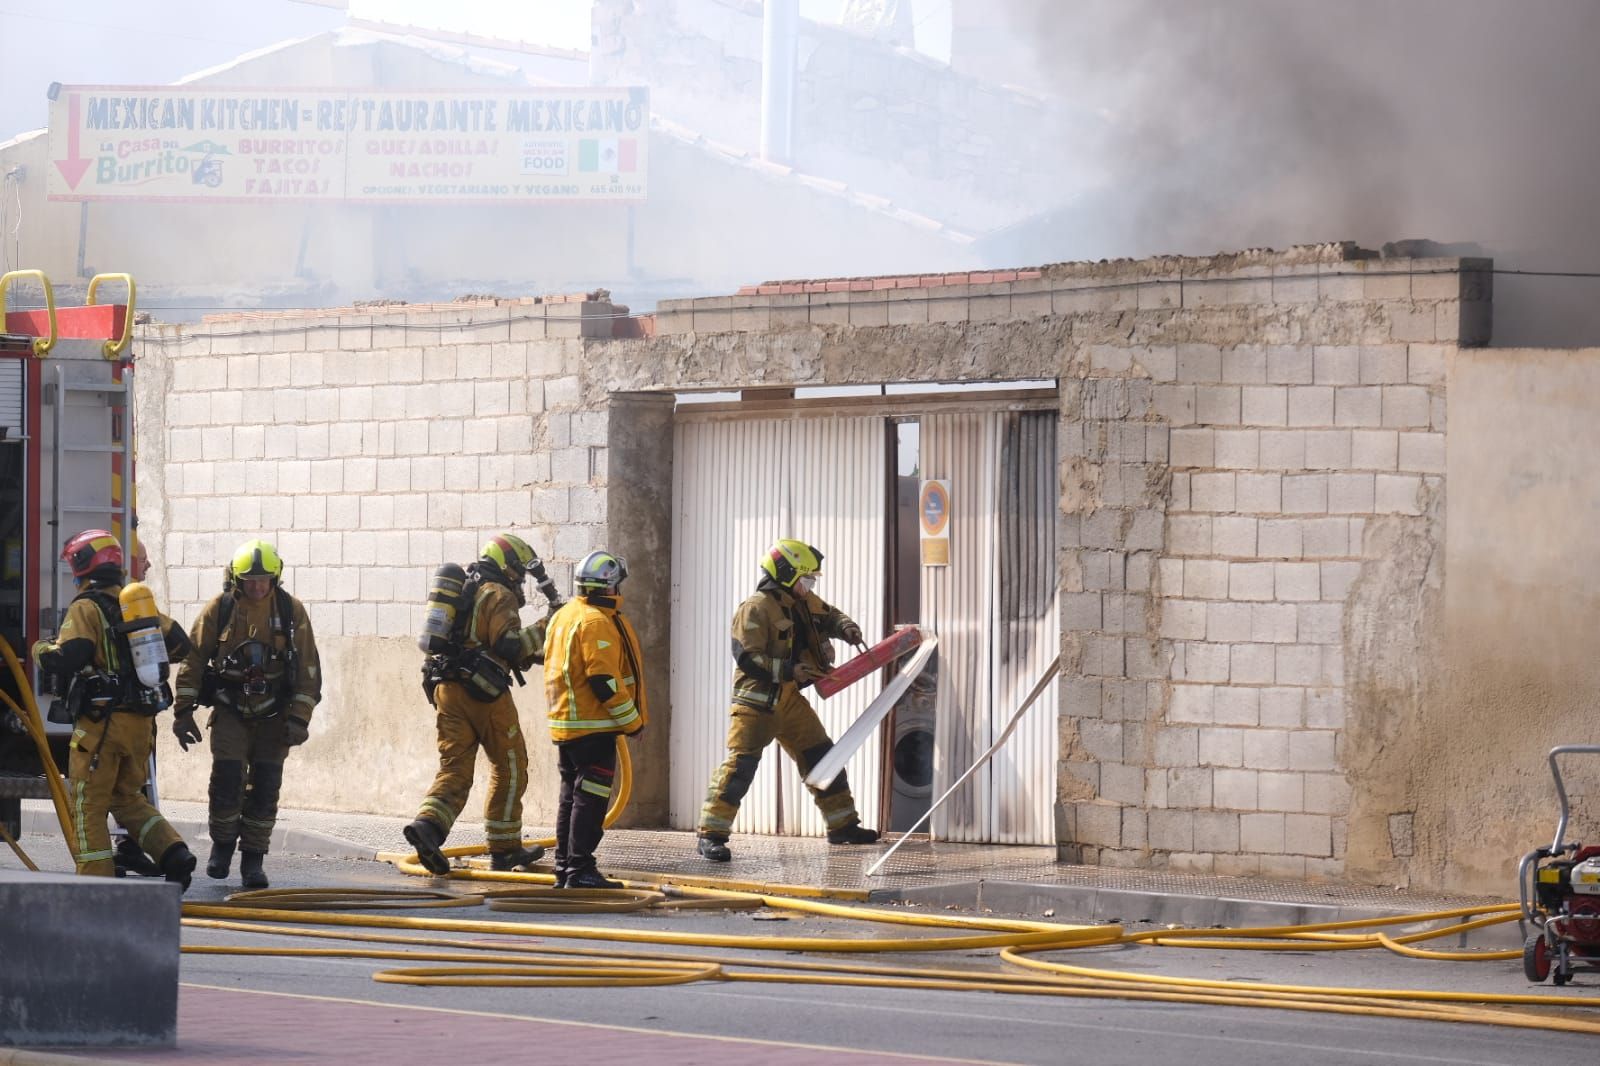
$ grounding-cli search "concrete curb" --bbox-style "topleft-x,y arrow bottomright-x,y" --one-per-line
20,808 -> 378,862
875,880 -> 1527,948
0,1051 -> 134,1065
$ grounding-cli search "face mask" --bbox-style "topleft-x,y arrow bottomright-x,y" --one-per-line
795,576 -> 816,597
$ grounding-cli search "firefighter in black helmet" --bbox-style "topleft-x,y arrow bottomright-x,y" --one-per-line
696,539 -> 879,862
172,539 -> 322,890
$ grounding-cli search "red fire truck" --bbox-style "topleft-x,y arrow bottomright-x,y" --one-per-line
0,269 -> 142,844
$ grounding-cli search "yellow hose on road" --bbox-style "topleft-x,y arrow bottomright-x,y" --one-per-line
177,706 -> 1600,1034
181,904 -> 1600,1035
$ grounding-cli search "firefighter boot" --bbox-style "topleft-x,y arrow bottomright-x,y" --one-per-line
207,838 -> 236,880
827,822 -> 881,846
114,836 -> 162,878
239,851 -> 269,890
160,842 -> 197,892
565,867 -> 623,889
696,835 -> 732,862
489,844 -> 547,872
403,818 -> 451,876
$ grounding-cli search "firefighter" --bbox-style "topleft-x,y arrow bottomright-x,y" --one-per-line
543,550 -> 646,889
33,529 -> 197,887
696,539 -> 880,862
404,533 -> 552,876
172,539 -> 321,890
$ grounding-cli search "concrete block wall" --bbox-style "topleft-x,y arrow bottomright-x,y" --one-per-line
130,243 -> 1489,888
133,299 -> 618,817
1069,337 -> 1448,879
624,242 -> 1482,887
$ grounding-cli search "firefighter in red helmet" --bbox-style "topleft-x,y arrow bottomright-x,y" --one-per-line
32,530 -> 198,887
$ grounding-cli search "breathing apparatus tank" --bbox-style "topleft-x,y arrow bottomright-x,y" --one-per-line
418,563 -> 468,654
119,582 -> 167,690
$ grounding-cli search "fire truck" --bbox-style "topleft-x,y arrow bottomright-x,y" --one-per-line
0,269 -> 141,843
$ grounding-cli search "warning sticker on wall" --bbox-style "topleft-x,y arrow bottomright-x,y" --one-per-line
919,479 -> 951,566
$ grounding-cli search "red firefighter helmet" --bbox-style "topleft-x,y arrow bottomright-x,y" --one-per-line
62,529 -> 124,580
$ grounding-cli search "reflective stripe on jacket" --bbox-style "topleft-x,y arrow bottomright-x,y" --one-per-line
543,594 -> 647,742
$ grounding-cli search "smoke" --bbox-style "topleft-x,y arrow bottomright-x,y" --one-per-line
990,0 -> 1600,346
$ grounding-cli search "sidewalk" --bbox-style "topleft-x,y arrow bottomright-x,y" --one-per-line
19,798 -> 1523,943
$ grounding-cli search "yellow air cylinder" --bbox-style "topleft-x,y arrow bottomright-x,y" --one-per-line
119,581 -> 167,690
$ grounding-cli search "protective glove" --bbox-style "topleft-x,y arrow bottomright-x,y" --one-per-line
792,663 -> 825,686
839,621 -> 865,649
172,713 -> 203,752
30,639 -> 54,664
283,716 -> 311,747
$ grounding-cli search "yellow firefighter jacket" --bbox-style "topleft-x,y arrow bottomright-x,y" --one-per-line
543,593 -> 647,742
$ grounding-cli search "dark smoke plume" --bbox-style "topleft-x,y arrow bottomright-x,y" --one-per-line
990,0 -> 1600,346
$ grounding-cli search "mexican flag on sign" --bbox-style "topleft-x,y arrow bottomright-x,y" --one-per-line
578,137 -> 637,173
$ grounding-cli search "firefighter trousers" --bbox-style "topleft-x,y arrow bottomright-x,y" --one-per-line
554,732 -> 618,879
206,708 -> 292,855
416,682 -> 530,854
698,683 -> 859,840
67,711 -> 183,877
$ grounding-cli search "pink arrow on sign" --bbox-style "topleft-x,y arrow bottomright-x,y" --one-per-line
54,93 -> 92,189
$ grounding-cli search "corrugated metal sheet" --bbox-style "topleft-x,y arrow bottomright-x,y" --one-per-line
992,411 -> 1060,843
670,413 -> 887,836
921,411 -> 1058,844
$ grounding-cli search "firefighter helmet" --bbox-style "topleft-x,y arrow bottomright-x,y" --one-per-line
760,539 -> 823,588
481,533 -> 537,582
575,550 -> 628,593
230,540 -> 284,583
62,529 -> 123,580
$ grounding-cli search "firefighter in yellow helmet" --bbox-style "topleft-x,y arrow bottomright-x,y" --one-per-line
543,549 -> 647,889
696,538 -> 879,862
32,530 -> 197,887
404,533 -> 558,875
172,539 -> 321,890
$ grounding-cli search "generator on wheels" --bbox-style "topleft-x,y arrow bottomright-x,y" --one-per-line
1517,744 -> 1600,985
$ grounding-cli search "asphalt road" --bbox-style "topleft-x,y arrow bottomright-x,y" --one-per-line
10,842 -> 1600,1065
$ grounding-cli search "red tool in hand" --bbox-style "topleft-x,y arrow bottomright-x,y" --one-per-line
814,627 -> 923,698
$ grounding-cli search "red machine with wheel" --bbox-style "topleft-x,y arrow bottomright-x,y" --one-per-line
1518,744 -> 1600,985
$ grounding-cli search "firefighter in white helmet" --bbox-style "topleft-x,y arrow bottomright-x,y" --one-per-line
696,538 -> 879,862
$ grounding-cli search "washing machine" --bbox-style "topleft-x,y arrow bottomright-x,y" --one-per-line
888,661 -> 938,832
